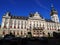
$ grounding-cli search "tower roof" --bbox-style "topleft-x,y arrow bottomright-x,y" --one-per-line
50,4 -> 58,16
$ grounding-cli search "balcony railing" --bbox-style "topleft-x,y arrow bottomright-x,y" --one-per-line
33,27 -> 44,30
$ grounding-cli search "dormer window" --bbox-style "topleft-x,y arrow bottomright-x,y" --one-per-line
16,17 -> 17,18
19,17 -> 20,18
22,17 -> 23,18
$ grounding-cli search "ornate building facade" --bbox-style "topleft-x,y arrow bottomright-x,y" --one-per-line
0,5 -> 60,37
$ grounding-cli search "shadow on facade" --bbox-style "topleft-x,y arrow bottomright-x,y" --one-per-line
0,32 -> 60,45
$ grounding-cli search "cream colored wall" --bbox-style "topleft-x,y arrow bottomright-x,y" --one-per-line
1,12 -> 60,37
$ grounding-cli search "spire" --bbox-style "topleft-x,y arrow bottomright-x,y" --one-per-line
50,4 -> 58,16
51,4 -> 56,11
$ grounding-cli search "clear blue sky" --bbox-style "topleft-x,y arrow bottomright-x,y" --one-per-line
0,0 -> 60,24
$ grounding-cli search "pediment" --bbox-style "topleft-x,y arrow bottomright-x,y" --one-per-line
29,12 -> 43,20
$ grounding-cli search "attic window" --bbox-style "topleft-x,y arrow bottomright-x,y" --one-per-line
19,17 -> 20,18
22,17 -> 23,18
13,16 -> 14,17
16,17 -> 17,18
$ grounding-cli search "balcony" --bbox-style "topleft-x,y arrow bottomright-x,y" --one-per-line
33,27 -> 44,30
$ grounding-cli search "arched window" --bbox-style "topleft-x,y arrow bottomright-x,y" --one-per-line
4,26 -> 6,28
14,26 -> 16,28
21,31 -> 22,35
10,19 -> 12,28
25,21 -> 26,29
14,20 -> 16,29
13,31 -> 15,35
17,31 -> 19,35
48,33 -> 50,37
18,26 -> 19,29
10,26 -> 12,28
18,21 -> 20,29
21,21 -> 23,29
3,30 -> 5,35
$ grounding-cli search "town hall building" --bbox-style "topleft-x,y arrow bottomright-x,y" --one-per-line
0,5 -> 60,37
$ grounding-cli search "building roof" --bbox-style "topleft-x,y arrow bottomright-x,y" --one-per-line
0,25 -> 1,28
29,13 -> 34,17
45,19 -> 55,23
50,5 -> 58,16
3,11 -> 57,23
10,12 -> 43,20
3,12 -> 28,20
29,12 -> 43,19
11,15 -> 28,20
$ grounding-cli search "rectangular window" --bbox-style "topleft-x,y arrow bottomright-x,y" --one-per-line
37,23 -> 38,28
24,21 -> 26,29
18,21 -> 20,29
3,30 -> 5,35
17,30 -> 19,35
40,24 -> 41,27
30,24 -> 31,29
10,19 -> 12,28
21,21 -> 23,29
4,18 -> 7,28
14,20 -> 16,28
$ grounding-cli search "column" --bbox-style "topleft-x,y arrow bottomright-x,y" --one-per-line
6,19 -> 10,28
12,19 -> 14,29
1,18 -> 5,28
16,20 -> 18,29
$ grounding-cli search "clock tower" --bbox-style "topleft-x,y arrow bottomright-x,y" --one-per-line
50,5 -> 59,22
